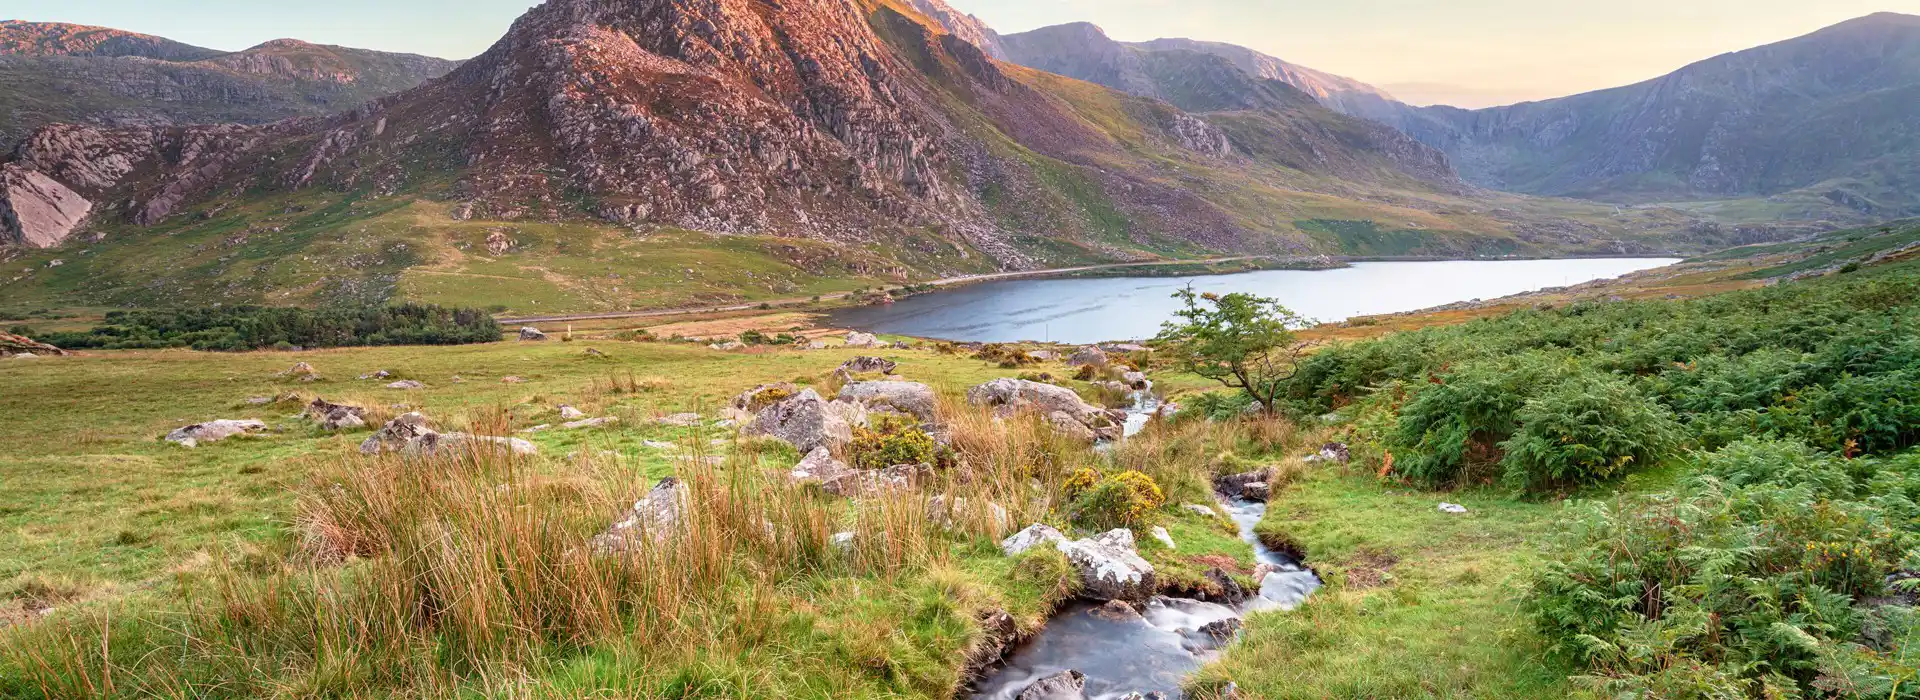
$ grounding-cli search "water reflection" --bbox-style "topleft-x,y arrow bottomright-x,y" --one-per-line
832,258 -> 1679,344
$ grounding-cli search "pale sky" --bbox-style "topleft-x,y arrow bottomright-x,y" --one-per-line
8,0 -> 1918,107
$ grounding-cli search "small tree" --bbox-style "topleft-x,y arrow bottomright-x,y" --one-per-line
1154,287 -> 1310,412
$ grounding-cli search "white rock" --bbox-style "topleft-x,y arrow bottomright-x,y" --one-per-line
1056,529 -> 1156,601
1439,503 -> 1469,514
1150,526 -> 1176,550
1000,523 -> 1067,556
164,419 -> 267,448
558,405 -> 587,420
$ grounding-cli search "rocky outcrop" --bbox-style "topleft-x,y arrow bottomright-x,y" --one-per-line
304,398 -> 367,431
0,332 -> 65,357
0,165 -> 91,248
164,419 -> 267,448
967,378 -> 1125,440
747,388 -> 862,453
358,412 -> 435,454
1016,669 -> 1088,700
839,356 -> 898,375
1056,529 -> 1155,601
837,380 -> 938,423
1000,523 -> 1067,556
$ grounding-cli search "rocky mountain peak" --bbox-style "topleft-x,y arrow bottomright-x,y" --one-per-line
0,20 -> 222,60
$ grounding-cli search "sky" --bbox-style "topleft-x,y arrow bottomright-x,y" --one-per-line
8,0 -> 1919,108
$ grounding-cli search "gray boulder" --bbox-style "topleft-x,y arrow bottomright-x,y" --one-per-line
838,380 -> 938,422
748,388 -> 859,453
788,447 -> 854,485
405,432 -> 539,457
844,331 -> 883,348
558,405 -> 587,420
1068,346 -> 1108,366
164,419 -> 267,448
590,478 -> 688,552
731,382 -> 801,413
1017,669 -> 1088,700
305,398 -> 367,431
1215,469 -> 1273,499
1056,529 -> 1156,601
1123,371 -> 1150,390
518,327 -> 548,341
359,413 -> 436,454
386,380 -> 426,390
839,356 -> 898,374
822,463 -> 933,498
967,378 -> 1125,440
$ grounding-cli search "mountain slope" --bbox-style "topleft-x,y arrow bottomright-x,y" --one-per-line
0,0 -> 1711,312
1395,12 -> 1920,218
0,21 -> 459,148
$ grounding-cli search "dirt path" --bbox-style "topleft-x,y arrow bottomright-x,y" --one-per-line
497,256 -> 1270,325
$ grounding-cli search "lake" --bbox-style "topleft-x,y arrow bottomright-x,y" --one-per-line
829,258 -> 1680,344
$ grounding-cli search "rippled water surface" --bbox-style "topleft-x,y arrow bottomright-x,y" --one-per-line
832,258 -> 1679,343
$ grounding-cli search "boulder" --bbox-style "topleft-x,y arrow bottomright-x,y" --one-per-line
1123,372 -> 1150,390
518,327 -> 548,341
843,331 -> 882,348
788,447 -> 854,485
305,398 -> 366,431
406,432 -> 540,457
731,382 -> 800,413
967,378 -> 1125,440
1199,617 -> 1243,642
1182,504 -> 1218,518
1150,526 -> 1176,550
837,380 -> 938,422
590,478 -> 688,552
1000,523 -> 1067,556
359,412 -> 435,454
1055,529 -> 1156,601
164,419 -> 267,448
1017,669 -> 1088,700
1026,350 -> 1057,362
822,463 -> 933,498
839,356 -> 898,374
1242,482 -> 1271,502
1067,346 -> 1108,366
1202,567 -> 1249,606
560,417 -> 618,430
1215,469 -> 1273,500
558,405 -> 587,420
282,362 -> 318,378
358,370 -> 392,380
1305,442 -> 1352,464
386,380 -> 426,390
1046,411 -> 1098,443
708,340 -> 746,351
748,388 -> 859,453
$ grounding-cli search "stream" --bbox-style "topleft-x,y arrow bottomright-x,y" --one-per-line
968,390 -> 1321,699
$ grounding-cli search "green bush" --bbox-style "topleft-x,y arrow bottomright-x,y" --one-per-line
1071,470 -> 1166,530
1498,371 -> 1680,493
1388,353 -> 1576,487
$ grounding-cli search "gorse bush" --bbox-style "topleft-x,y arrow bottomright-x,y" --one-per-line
39,304 -> 501,351
849,415 -> 951,471
1071,470 -> 1166,530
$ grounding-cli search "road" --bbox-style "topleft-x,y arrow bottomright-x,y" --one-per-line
496,256 -> 1270,325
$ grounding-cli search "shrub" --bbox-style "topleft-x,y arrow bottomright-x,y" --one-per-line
849,415 -> 948,470
1071,470 -> 1166,530
1062,467 -> 1100,499
1073,364 -> 1097,381
1530,477 -> 1912,696
1499,371 -> 1680,493
1388,353 -> 1577,487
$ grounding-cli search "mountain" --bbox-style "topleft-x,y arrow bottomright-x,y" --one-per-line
1394,12 -> 1920,219
997,24 -> 1402,121
0,0 -> 1715,312
0,21 -> 460,149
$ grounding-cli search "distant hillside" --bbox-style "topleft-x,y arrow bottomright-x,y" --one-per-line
0,0 -> 1724,314
1393,13 -> 1920,221
0,20 -> 459,148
